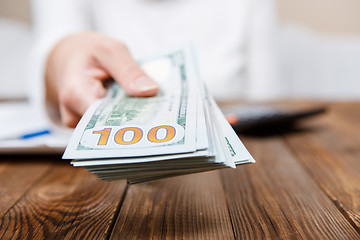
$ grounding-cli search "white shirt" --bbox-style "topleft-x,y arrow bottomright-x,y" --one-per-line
30,0 -> 278,126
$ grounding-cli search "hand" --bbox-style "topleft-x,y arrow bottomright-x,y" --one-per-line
225,114 -> 239,125
45,32 -> 159,128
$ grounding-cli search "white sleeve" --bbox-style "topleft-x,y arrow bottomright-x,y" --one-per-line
245,0 -> 281,100
29,0 -> 92,130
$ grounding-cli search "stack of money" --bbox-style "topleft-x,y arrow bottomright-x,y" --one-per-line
63,45 -> 255,184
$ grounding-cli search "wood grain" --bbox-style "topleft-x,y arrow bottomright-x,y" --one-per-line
1,102 -> 360,239
0,162 -> 127,240
0,157 -> 52,217
110,171 -> 235,239
285,103 -> 360,231
221,137 -> 360,239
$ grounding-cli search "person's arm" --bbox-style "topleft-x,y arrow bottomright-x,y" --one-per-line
30,1 -> 158,128
29,0 -> 93,127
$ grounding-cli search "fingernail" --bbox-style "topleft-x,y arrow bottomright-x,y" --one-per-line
131,76 -> 158,92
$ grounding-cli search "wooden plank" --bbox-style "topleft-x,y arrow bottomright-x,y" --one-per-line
110,171 -> 235,239
0,161 -> 127,239
0,156 -> 53,217
284,103 -> 360,231
221,137 -> 360,239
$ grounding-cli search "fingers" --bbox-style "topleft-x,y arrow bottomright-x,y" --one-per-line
225,114 -> 239,125
60,105 -> 81,128
50,33 -> 158,128
59,77 -> 107,127
94,39 -> 159,97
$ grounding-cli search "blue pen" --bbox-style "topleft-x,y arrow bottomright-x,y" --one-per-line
20,129 -> 51,140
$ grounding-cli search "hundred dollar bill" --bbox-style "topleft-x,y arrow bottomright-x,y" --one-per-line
63,46 -> 206,159
75,88 -> 255,182
71,95 -> 211,166
63,45 -> 255,184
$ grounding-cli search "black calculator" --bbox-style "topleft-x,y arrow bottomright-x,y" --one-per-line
221,104 -> 327,134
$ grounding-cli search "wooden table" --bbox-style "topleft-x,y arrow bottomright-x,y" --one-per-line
1,102 -> 359,239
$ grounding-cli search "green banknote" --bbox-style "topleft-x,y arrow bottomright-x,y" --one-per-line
63,45 -> 255,183
63,46 -> 204,160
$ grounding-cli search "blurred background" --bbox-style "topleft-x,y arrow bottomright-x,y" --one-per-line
0,0 -> 360,100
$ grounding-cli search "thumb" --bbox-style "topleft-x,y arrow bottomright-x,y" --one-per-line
94,39 -> 159,97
